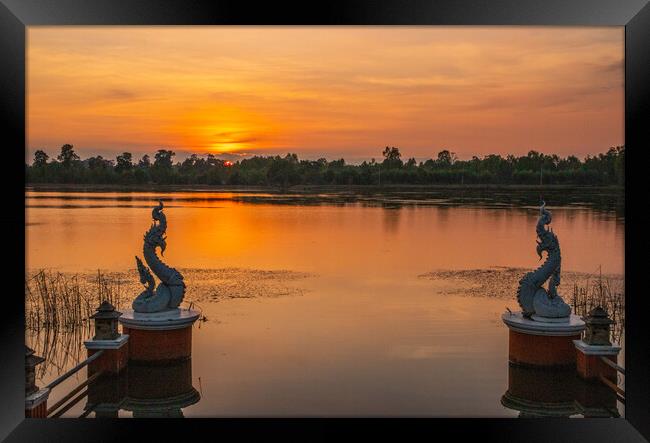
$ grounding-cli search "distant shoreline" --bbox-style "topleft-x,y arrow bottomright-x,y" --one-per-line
26,183 -> 624,194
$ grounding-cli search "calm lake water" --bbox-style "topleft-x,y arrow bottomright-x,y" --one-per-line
25,188 -> 624,417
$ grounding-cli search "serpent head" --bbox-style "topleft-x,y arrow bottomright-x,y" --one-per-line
535,200 -> 558,259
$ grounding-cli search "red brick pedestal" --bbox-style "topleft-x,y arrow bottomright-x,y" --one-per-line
25,346 -> 48,418
119,308 -> 200,364
574,340 -> 621,383
508,330 -> 582,366
25,389 -> 50,418
502,312 -> 585,367
122,326 -> 193,362
84,334 -> 129,376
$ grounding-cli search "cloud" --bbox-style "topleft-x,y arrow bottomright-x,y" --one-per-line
103,88 -> 138,100
27,26 -> 624,158
596,59 -> 624,74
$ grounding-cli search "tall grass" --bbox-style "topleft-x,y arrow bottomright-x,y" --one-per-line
25,269 -> 126,376
571,270 -> 624,345
25,269 -> 124,331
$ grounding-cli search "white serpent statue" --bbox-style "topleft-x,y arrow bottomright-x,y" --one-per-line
132,200 -> 186,313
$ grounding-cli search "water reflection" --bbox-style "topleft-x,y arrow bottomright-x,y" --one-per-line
25,186 -> 624,217
27,324 -> 92,379
381,207 -> 401,233
85,358 -> 200,418
26,192 -> 624,276
501,364 -> 619,418
26,189 -> 624,417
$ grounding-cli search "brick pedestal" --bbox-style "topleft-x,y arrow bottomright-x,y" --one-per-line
502,312 -> 585,367
122,326 -> 193,362
25,347 -> 48,418
574,340 -> 622,383
84,334 -> 129,376
508,329 -> 582,366
119,308 -> 200,364
25,388 -> 50,418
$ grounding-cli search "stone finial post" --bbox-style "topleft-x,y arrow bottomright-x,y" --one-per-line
25,346 -> 44,397
583,306 -> 614,346
573,306 -> 621,382
90,300 -> 122,340
85,301 -> 129,375
25,346 -> 49,418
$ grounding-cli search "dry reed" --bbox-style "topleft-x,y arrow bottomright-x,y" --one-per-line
26,269 -> 124,331
25,269 -> 126,376
571,269 -> 625,345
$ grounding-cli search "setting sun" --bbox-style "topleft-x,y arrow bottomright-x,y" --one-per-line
27,26 -> 623,162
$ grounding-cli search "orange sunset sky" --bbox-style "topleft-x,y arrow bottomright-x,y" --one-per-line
27,26 -> 624,163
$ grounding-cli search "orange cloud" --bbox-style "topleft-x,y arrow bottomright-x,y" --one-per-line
27,26 -> 623,162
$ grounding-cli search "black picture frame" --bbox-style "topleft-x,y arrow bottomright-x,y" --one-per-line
2,0 -> 649,441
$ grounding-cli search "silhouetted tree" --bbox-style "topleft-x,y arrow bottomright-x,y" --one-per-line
138,154 -> 151,169
267,154 -> 301,189
25,144 -> 625,187
87,155 -> 113,170
613,146 -> 624,185
115,152 -> 133,173
57,144 -> 80,167
153,149 -> 175,169
151,149 -> 176,183
382,146 -> 403,169
33,150 -> 49,167
436,150 -> 457,166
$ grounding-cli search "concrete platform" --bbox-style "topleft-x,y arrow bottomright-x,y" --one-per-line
502,311 -> 585,336
119,308 -> 200,331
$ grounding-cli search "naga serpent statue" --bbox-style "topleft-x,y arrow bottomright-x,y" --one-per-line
132,200 -> 186,313
516,200 -> 571,320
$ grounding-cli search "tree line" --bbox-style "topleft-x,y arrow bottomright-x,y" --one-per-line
26,144 -> 624,187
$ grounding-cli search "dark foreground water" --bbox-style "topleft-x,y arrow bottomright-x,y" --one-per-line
25,188 -> 624,417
